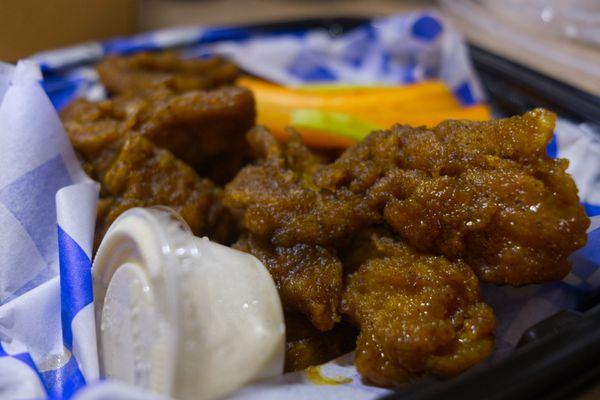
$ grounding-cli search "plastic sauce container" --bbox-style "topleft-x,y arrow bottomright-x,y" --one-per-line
92,207 -> 285,399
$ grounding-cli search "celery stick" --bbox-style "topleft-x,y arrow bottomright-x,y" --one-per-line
291,109 -> 380,140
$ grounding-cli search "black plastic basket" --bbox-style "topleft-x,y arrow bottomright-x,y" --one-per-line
235,18 -> 600,400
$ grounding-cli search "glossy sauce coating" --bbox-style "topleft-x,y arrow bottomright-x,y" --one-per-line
61,85 -> 255,184
315,109 -> 589,285
284,313 -> 357,372
235,234 -> 343,331
224,110 -> 588,384
96,136 -> 233,244
342,232 -> 495,386
62,52 -> 589,387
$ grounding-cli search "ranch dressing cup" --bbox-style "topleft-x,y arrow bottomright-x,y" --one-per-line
92,207 -> 285,399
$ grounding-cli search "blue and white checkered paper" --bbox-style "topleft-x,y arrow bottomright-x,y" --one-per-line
0,61 -> 99,399
35,11 -> 484,111
0,11 -> 598,400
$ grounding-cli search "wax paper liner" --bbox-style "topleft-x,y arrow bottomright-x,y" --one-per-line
0,61 -> 99,399
0,10 -> 598,400
35,11 -> 484,110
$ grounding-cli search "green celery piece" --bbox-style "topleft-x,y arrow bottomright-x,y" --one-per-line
291,109 -> 381,141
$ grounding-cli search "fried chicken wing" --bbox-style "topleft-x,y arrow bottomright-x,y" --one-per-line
96,136 -> 232,244
341,232 -> 495,386
97,52 -> 239,95
61,86 -> 255,184
315,109 -> 589,285
284,313 -> 357,372
223,128 -> 373,330
65,52 -> 588,391
223,110 -> 587,386
234,234 -> 342,331
224,127 -> 376,247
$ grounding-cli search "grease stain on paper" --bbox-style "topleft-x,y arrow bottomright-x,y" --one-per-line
304,366 -> 353,386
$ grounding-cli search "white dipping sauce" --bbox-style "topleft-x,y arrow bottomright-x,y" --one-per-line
92,207 -> 285,400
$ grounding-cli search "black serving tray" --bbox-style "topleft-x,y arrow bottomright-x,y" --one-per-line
379,304 -> 600,400
233,17 -> 600,400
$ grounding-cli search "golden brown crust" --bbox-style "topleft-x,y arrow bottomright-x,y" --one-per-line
223,128 -> 377,247
341,232 -> 495,386
223,110 -> 588,385
284,313 -> 357,372
315,109 -> 589,285
61,86 -> 255,184
97,136 -> 218,238
62,52 -> 253,250
64,53 -> 589,388
234,234 -> 342,331
97,51 -> 239,95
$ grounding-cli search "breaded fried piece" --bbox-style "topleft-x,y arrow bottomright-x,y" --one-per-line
96,136 -> 228,243
60,96 -> 132,180
316,109 -> 589,285
224,127 -> 376,247
234,234 -> 342,331
226,129 -> 349,330
342,232 -> 495,386
97,52 -> 239,95
61,86 -> 255,184
284,313 -> 357,372
223,111 -> 587,386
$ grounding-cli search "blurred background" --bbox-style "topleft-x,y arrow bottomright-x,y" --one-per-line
1,0 -> 598,95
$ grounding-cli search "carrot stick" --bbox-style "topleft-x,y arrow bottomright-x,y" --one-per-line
239,77 -> 461,112
240,76 -> 491,148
